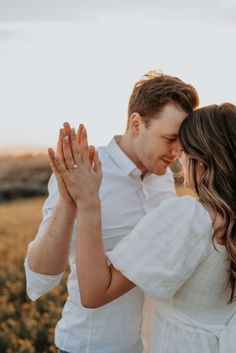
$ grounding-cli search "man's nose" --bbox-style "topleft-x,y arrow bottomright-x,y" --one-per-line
171,140 -> 181,157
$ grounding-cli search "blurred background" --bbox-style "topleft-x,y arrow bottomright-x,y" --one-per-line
0,1 -> 236,352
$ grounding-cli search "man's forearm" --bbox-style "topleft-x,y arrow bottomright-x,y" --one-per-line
27,200 -> 76,275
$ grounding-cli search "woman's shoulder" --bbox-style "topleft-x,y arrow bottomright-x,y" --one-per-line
151,195 -> 197,215
149,195 -> 212,230
153,194 -> 212,212
162,194 -> 197,206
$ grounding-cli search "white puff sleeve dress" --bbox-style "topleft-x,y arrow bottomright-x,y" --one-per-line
106,196 -> 236,353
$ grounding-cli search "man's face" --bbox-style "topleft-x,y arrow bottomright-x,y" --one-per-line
133,103 -> 188,175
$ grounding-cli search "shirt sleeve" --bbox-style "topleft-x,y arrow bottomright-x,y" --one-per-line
106,196 -> 212,301
24,258 -> 64,301
24,174 -> 64,301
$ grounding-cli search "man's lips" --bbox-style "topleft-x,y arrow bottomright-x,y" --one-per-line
161,158 -> 173,165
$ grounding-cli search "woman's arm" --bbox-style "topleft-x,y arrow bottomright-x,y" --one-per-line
50,125 -> 135,307
76,204 -> 135,308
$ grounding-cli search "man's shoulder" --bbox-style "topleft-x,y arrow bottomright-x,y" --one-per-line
97,145 -> 110,165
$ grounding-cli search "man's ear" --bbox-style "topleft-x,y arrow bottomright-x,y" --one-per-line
129,112 -> 143,135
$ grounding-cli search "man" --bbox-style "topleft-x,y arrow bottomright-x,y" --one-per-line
25,71 -> 199,353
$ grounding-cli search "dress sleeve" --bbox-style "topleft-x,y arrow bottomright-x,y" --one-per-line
106,196 -> 212,300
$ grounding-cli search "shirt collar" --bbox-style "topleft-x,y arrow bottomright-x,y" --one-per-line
106,136 -> 141,176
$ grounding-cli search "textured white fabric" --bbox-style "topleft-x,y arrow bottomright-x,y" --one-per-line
107,196 -> 236,353
24,137 -> 176,353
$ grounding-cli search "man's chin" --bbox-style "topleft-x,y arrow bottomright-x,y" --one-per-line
152,166 -> 168,176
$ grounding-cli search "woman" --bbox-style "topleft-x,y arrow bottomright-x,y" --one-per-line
48,103 -> 236,353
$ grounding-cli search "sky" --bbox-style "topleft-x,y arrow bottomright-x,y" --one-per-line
0,0 -> 236,153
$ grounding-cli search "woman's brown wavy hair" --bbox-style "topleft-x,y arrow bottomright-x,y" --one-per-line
179,103 -> 236,303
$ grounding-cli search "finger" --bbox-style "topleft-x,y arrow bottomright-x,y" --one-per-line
80,127 -> 89,162
48,148 -> 60,176
63,136 -> 75,169
64,122 -> 75,160
48,148 -> 64,187
63,121 -> 71,135
88,145 -> 95,165
69,127 -> 77,162
57,128 -> 67,167
54,153 -> 68,175
77,123 -> 84,145
70,127 -> 80,165
93,150 -> 102,175
48,148 -> 67,188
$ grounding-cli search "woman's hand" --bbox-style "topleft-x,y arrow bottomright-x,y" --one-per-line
49,124 -> 102,209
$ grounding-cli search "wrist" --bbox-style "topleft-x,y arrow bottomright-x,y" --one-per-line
58,198 -> 77,214
76,197 -> 101,212
76,199 -> 102,230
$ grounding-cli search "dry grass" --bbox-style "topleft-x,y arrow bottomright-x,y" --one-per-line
0,197 -> 68,353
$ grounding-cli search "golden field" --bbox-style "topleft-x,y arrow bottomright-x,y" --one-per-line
0,186 -> 193,353
0,197 -> 68,353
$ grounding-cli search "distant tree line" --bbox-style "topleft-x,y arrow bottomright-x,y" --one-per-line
0,155 -> 183,202
0,155 -> 51,202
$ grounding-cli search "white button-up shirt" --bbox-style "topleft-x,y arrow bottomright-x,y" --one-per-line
25,137 -> 176,353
